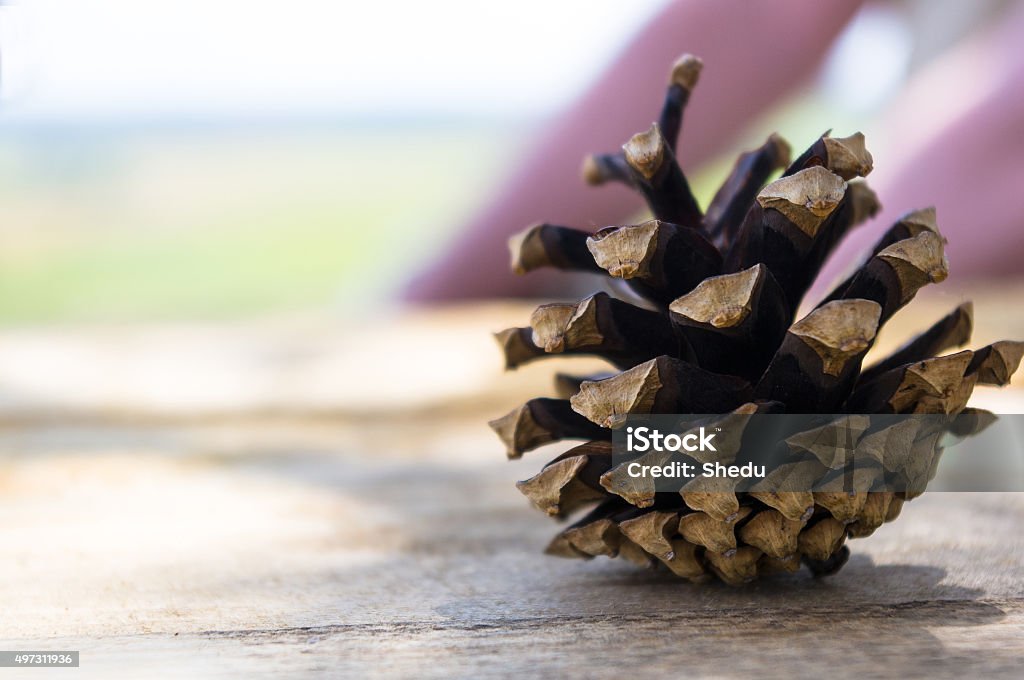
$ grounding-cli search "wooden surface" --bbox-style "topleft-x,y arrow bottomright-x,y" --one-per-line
1,293 -> 1023,678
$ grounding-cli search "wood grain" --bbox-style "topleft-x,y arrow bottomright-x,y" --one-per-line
0,300 -> 1022,677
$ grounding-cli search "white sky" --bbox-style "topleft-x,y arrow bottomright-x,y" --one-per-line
0,0 -> 668,120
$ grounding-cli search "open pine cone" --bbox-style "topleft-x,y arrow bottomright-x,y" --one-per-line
490,54 -> 1024,585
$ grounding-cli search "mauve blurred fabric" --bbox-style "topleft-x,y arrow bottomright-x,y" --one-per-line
405,0 -> 1024,302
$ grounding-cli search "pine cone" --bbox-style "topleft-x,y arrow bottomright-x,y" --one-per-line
490,54 -> 1024,585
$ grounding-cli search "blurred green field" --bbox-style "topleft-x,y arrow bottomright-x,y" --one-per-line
0,122 -> 519,325
0,98 -> 847,327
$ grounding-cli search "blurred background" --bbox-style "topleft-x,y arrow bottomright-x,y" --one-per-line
0,0 -> 666,324
0,0 -> 1017,326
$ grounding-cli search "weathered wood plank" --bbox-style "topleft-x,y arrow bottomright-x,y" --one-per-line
1,427 -> 1022,678
0,298 -> 1022,678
